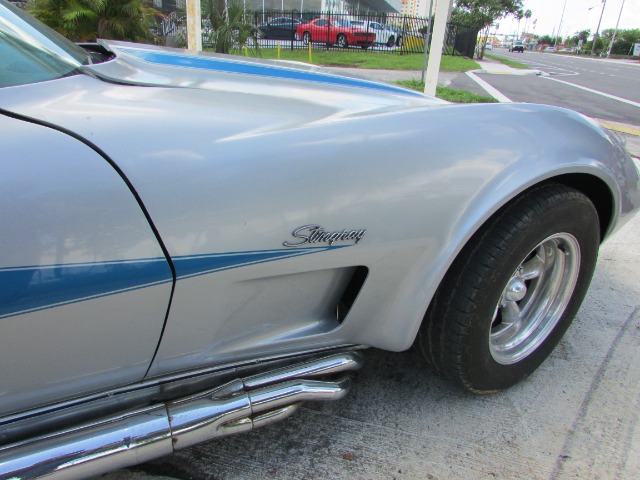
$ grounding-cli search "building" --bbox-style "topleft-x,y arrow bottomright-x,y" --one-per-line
400,0 -> 431,17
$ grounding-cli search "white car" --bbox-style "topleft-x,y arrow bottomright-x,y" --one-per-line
350,20 -> 399,47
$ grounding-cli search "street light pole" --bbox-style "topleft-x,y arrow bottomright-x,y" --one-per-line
606,0 -> 625,58
553,0 -> 568,50
591,0 -> 607,56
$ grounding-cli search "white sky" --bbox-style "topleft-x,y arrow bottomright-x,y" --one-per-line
495,0 -> 640,38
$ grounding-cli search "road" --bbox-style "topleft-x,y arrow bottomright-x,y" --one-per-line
479,50 -> 640,126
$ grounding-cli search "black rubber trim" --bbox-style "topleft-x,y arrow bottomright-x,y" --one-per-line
0,107 -> 176,375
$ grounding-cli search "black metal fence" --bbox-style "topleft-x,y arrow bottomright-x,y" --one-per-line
162,10 -> 478,56
250,11 -> 478,56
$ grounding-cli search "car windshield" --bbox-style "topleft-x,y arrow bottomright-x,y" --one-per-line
0,0 -> 91,87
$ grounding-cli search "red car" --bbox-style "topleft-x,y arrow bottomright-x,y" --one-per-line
296,18 -> 376,49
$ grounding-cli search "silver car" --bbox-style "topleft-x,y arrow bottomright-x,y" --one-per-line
1,1 -> 639,478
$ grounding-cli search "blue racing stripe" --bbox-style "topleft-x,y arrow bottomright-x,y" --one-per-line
172,246 -> 344,280
120,47 -> 423,97
1,247 -> 343,318
0,258 -> 172,319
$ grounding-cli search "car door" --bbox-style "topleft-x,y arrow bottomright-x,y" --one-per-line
313,19 -> 330,42
370,22 -> 384,43
0,113 -> 173,417
270,18 -> 289,39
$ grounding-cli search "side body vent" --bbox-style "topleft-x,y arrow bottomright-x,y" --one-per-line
337,266 -> 368,322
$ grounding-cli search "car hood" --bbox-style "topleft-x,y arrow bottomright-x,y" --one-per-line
85,41 -> 441,114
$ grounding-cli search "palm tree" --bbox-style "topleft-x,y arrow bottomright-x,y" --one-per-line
28,0 -> 158,43
202,0 -> 257,54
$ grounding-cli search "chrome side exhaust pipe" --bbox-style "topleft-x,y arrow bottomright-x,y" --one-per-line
0,352 -> 363,480
170,375 -> 351,450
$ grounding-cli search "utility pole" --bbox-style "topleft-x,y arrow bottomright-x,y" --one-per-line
606,0 -> 625,58
553,0 -> 567,49
186,0 -> 202,51
421,0 -> 435,83
424,0 -> 453,97
591,0 -> 607,56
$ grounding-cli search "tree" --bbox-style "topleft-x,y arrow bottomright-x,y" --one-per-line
537,34 -> 553,45
565,30 -> 589,48
201,0 -> 257,54
584,37 -> 605,55
28,0 -> 158,42
451,0 -> 525,59
601,28 -> 640,56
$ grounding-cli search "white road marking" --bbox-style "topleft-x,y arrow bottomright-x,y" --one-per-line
542,76 -> 640,108
465,72 -> 512,103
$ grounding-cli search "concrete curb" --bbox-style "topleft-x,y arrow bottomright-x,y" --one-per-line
595,119 -> 640,137
471,68 -> 542,76
594,119 -> 640,158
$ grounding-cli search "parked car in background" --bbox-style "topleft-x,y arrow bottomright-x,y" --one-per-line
350,20 -> 399,47
257,17 -> 302,40
1,1 -> 640,479
387,25 -> 405,46
545,46 -> 556,52
296,18 -> 376,49
509,40 -> 525,52
485,42 -> 493,51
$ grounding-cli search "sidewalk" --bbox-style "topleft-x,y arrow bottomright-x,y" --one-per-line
474,58 -> 542,75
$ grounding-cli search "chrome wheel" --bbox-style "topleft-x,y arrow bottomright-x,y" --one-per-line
490,233 -> 581,365
418,185 -> 599,392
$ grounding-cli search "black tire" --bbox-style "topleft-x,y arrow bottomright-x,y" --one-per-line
302,32 -> 311,44
387,36 -> 395,47
396,36 -> 403,47
417,185 -> 600,393
337,34 -> 348,48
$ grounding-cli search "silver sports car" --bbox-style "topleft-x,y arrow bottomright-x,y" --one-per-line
1,1 -> 639,478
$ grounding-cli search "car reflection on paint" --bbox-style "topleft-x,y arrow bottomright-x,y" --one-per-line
350,20 -> 401,47
296,18 -> 376,49
257,17 -> 303,40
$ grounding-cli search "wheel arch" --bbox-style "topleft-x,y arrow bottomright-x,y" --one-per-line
413,173 -> 614,348
415,182 -> 603,391
546,173 -> 613,241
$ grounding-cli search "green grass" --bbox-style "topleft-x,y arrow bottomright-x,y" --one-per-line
484,54 -> 530,69
220,47 -> 480,72
397,80 -> 498,103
